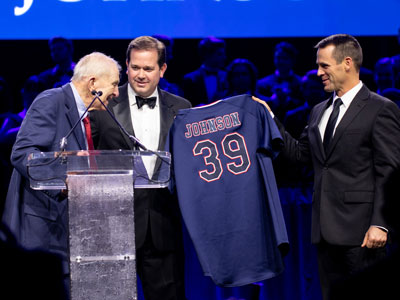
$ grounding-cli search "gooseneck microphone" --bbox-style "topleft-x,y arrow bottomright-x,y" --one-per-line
92,90 -> 103,96
90,91 -> 148,151
59,90 -> 103,151
59,90 -> 148,152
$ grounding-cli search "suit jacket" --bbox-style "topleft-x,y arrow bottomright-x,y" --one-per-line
277,85 -> 400,246
2,83 -> 86,272
183,67 -> 228,107
90,83 -> 191,250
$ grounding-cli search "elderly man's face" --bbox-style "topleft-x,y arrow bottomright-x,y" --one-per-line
91,66 -> 120,110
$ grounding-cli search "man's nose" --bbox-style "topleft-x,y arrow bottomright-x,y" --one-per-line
317,67 -> 324,77
137,68 -> 145,78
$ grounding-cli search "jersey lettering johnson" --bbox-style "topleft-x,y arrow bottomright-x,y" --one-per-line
184,112 -> 241,138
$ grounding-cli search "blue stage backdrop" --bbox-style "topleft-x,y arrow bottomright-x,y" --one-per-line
1,0 -> 400,39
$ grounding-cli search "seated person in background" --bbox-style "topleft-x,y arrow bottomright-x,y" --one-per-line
225,58 -> 260,97
152,34 -> 184,96
183,36 -> 228,106
381,87 -> 400,108
0,75 -> 39,147
359,66 -> 376,92
33,37 -> 75,93
392,55 -> 400,89
284,70 -> 328,138
275,70 -> 328,187
266,81 -> 303,121
256,41 -> 302,100
373,57 -> 396,95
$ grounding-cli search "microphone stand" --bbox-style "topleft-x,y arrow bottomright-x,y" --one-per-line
91,91 -> 148,150
59,90 -> 148,152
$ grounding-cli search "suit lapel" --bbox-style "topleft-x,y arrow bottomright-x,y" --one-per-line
63,84 -> 86,150
309,98 -> 331,161
112,83 -> 136,149
326,85 -> 369,156
153,89 -> 176,179
158,89 -> 175,151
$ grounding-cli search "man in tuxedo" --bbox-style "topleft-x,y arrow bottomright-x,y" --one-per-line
266,34 -> 400,300
182,36 -> 228,106
90,36 -> 191,300
1,52 -> 121,297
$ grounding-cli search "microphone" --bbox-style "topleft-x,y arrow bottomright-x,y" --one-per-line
87,91 -> 148,151
60,89 -> 148,152
91,90 -> 103,96
60,90 -> 104,151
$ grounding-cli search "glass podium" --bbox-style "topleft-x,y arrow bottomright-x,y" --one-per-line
27,150 -> 171,300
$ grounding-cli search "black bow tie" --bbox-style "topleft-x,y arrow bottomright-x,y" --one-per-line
136,96 -> 157,109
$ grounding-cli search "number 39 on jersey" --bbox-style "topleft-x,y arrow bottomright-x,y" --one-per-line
193,132 -> 251,182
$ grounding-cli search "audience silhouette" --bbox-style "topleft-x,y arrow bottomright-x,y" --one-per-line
183,37 -> 228,106
256,41 -> 302,100
373,57 -> 396,94
33,37 -> 75,94
225,58 -> 260,97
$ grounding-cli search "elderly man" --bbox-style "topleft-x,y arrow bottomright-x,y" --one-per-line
1,52 -> 120,298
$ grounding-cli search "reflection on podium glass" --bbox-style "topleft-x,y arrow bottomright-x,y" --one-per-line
27,150 -> 171,190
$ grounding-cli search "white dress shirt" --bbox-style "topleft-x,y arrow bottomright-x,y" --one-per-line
70,82 -> 89,149
318,81 -> 363,141
127,84 -> 160,179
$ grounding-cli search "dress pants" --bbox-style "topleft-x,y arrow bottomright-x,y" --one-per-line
316,239 -> 386,300
136,229 -> 186,300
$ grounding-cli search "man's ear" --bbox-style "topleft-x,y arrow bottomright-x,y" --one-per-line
88,76 -> 96,94
344,57 -> 352,71
160,63 -> 167,78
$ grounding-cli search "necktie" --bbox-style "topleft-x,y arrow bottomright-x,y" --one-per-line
136,96 -> 157,109
323,98 -> 342,152
82,115 -> 94,151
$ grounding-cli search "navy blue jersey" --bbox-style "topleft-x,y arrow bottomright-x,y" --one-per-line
166,94 -> 288,287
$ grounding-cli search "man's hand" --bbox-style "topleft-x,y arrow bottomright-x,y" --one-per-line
361,226 -> 387,248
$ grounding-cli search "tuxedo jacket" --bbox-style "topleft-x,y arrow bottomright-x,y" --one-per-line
182,67 -> 228,107
277,85 -> 400,246
2,83 -> 86,272
90,83 -> 191,251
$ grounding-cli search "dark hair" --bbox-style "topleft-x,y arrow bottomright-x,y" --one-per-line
226,58 -> 258,93
315,34 -> 363,72
126,36 -> 166,68
198,37 -> 226,60
374,57 -> 394,72
302,69 -> 320,83
275,41 -> 298,60
48,36 -> 73,52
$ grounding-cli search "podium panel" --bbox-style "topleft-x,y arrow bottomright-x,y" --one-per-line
68,174 -> 136,300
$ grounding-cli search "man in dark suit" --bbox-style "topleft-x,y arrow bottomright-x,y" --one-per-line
90,36 -> 191,300
263,34 -> 400,300
182,36 -> 228,107
1,52 -> 121,297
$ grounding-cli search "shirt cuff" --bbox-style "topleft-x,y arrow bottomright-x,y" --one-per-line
269,110 -> 275,119
372,225 -> 388,232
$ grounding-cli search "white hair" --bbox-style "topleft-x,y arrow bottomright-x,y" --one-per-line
71,52 -> 121,81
